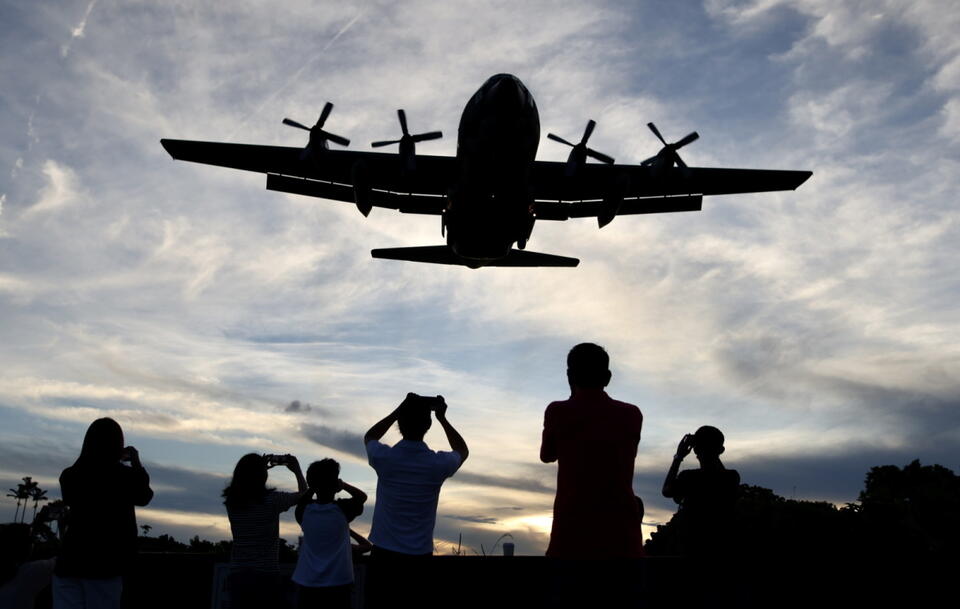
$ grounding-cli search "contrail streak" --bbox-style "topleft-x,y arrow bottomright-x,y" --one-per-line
226,10 -> 367,141
61,0 -> 99,57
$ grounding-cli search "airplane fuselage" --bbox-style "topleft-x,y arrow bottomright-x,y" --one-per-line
446,74 -> 540,264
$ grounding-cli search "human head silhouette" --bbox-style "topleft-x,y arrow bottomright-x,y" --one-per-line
79,417 -> 124,465
223,453 -> 270,507
566,342 -> 612,390
397,394 -> 432,441
693,425 -> 725,460
305,458 -> 340,497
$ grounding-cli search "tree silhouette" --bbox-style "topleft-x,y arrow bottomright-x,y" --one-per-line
6,487 -> 25,522
28,485 -> 48,523
857,459 -> 960,555
141,523 -> 152,536
7,477 -> 38,524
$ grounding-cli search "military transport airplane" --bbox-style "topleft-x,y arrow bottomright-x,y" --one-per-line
160,73 -> 811,268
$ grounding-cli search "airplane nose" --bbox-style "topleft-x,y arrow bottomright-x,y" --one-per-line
487,76 -> 524,113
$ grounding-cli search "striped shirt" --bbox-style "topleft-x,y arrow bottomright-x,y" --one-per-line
227,491 -> 300,572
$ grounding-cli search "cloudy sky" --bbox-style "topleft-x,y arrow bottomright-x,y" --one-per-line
2,0 -> 959,555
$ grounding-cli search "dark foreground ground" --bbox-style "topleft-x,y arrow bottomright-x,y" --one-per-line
119,553 -> 954,609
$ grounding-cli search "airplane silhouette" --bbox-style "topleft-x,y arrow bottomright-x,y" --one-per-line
161,74 -> 811,268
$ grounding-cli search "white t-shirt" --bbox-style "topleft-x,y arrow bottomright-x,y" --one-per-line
366,439 -> 462,555
292,499 -> 362,588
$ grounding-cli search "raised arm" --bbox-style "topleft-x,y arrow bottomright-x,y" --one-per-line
339,479 -> 368,504
285,455 -> 307,493
123,446 -> 154,506
434,397 -> 469,464
662,434 -> 694,500
363,394 -> 413,444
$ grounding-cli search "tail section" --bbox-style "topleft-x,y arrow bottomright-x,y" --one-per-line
371,246 -> 579,268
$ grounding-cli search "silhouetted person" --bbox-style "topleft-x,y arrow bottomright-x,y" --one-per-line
292,459 -> 366,609
53,417 -> 153,609
540,343 -> 644,558
223,453 -> 306,609
1,522 -> 56,609
662,426 -> 740,557
363,393 -> 468,607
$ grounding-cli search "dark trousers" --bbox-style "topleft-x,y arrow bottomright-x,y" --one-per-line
228,571 -> 282,609
296,583 -> 352,609
364,546 -> 432,609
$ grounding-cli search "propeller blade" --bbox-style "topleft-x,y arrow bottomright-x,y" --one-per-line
411,131 -> 442,143
547,133 -> 575,147
647,122 -> 667,146
675,131 -> 699,149
322,131 -> 350,147
283,118 -> 311,131
674,155 -> 687,169
371,139 -> 402,147
398,109 -> 409,136
586,148 -> 615,165
318,102 -> 333,127
640,155 -> 658,166
581,119 -> 596,144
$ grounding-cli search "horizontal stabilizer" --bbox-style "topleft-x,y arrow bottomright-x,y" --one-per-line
371,246 -> 579,268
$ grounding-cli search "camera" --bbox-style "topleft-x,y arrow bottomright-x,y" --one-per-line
264,454 -> 288,468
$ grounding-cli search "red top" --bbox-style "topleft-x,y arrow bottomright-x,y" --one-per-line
540,390 -> 644,558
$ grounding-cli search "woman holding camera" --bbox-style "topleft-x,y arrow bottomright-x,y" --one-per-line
223,453 -> 307,609
53,417 -> 153,609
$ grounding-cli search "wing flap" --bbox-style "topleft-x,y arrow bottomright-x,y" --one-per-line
266,174 -> 446,215
535,195 -> 702,221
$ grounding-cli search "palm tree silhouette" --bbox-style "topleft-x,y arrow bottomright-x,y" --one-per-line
19,477 -> 39,524
29,486 -> 49,523
8,477 -> 36,523
141,524 -> 152,536
6,486 -> 25,522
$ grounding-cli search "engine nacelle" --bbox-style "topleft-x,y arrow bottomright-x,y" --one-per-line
598,173 -> 630,229
351,160 -> 372,217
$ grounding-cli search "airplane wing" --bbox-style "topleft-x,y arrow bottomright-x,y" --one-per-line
159,140 -> 452,215
160,140 -> 811,223
529,160 -> 812,225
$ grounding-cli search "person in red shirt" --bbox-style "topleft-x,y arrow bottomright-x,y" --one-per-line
540,343 -> 645,558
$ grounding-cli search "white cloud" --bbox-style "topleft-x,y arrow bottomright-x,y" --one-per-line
941,97 -> 960,140
787,81 -> 893,141
19,160 -> 82,219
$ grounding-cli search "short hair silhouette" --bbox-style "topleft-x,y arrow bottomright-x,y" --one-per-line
305,458 -> 340,495
78,417 -> 124,464
397,396 -> 432,441
222,453 -> 272,507
567,343 -> 610,388
693,425 -> 725,457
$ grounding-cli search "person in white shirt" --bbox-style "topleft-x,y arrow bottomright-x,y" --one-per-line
292,459 -> 366,609
363,393 -> 468,607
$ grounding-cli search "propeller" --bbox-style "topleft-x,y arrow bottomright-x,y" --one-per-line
283,102 -> 350,159
371,109 -> 442,171
547,120 -> 615,177
641,122 -> 698,169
